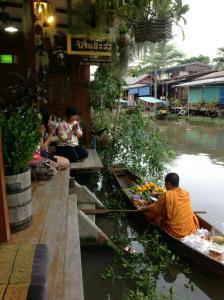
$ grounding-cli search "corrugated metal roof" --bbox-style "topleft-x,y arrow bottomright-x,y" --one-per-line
173,77 -> 224,87
138,97 -> 163,103
123,83 -> 150,90
159,71 -> 214,84
158,62 -> 213,72
195,71 -> 224,80
124,74 -> 151,85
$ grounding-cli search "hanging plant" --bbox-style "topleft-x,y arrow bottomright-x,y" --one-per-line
70,0 -> 108,37
149,18 -> 172,42
117,33 -> 130,48
117,23 -> 131,48
121,0 -> 189,43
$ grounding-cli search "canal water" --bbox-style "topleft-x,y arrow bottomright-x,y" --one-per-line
158,119 -> 224,232
78,119 -> 224,300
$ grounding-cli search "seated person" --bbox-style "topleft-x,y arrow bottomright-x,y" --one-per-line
139,173 -> 199,239
56,106 -> 88,163
40,108 -> 70,169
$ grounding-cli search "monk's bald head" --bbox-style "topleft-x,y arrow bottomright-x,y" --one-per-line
165,173 -> 179,188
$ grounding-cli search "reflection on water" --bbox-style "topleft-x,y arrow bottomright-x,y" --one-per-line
79,119 -> 224,300
158,119 -> 224,160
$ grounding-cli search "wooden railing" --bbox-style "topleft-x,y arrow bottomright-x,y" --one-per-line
0,131 -> 10,242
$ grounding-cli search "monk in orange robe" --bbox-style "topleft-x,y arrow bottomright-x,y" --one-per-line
139,173 -> 199,239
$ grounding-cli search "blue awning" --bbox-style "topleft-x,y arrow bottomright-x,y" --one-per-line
138,97 -> 164,104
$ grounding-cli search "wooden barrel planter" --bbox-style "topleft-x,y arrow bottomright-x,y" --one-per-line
6,169 -> 32,232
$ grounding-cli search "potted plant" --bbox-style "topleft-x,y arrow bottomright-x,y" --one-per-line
0,73 -> 42,232
117,24 -> 130,48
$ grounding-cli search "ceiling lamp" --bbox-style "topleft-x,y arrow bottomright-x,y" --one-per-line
33,0 -> 56,27
4,26 -> 18,33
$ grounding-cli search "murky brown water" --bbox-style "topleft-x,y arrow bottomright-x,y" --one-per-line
80,119 -> 224,300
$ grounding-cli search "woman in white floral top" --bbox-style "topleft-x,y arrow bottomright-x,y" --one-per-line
56,107 -> 88,162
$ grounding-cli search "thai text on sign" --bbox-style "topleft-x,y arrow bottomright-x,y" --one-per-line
67,34 -> 112,56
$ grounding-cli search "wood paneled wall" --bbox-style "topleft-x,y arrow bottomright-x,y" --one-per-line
0,31 -> 92,145
47,58 -> 92,146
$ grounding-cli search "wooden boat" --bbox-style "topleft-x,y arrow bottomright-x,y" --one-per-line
110,165 -> 224,276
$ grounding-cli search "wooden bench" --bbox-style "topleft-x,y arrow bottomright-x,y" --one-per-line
70,149 -> 103,171
7,169 -> 84,300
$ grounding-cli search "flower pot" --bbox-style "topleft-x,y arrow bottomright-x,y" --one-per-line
6,169 -> 32,232
117,33 -> 130,48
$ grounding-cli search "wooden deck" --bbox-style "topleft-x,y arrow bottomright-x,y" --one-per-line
6,169 -> 84,300
70,148 -> 103,170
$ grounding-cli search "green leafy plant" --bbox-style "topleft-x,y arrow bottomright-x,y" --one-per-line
211,97 -> 218,106
121,0 -> 189,42
123,288 -> 173,300
90,66 -> 125,138
119,22 -> 130,34
0,108 -> 41,175
102,230 -> 190,299
174,99 -> 181,107
91,108 -> 111,132
69,0 -> 189,45
90,66 -> 125,110
0,73 -> 42,175
70,0 -> 108,36
101,106 -> 174,180
198,98 -> 205,108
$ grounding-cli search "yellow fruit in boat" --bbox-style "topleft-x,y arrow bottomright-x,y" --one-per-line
213,236 -> 224,244
136,186 -> 142,192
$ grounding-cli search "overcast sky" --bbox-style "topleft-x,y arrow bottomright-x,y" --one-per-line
172,0 -> 224,59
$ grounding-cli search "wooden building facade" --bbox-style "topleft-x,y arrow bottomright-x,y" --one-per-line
0,0 -> 92,145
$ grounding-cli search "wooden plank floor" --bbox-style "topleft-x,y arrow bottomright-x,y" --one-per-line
70,148 -> 103,170
6,169 -> 84,300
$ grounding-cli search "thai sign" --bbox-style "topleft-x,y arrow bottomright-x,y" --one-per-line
67,34 -> 112,57
80,56 -> 112,66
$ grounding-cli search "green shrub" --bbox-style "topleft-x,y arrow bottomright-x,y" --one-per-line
0,107 -> 41,175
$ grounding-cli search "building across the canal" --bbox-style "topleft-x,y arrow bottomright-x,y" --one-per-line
124,63 -> 214,106
174,71 -> 224,106
123,74 -> 154,105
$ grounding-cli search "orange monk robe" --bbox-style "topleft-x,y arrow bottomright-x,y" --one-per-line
143,188 -> 199,239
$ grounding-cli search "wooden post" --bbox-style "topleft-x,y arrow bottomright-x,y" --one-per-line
0,132 -> 10,242
24,0 -> 36,77
81,65 -> 92,147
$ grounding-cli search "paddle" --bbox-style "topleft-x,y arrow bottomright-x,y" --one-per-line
81,208 -> 207,215
81,209 -> 139,215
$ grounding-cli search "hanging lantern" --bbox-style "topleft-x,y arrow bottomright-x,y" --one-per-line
33,0 -> 56,27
